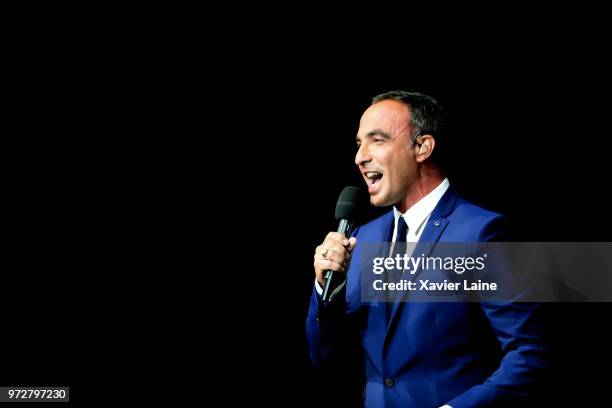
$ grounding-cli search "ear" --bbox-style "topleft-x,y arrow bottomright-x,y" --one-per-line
415,134 -> 436,163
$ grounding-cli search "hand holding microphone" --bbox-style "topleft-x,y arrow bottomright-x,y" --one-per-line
313,186 -> 365,302
314,232 -> 357,290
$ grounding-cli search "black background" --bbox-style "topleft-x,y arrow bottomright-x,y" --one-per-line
3,13 -> 612,406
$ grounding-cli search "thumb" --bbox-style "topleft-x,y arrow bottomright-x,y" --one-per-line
348,237 -> 357,252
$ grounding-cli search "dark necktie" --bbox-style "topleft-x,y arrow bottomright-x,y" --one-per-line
393,216 -> 409,251
386,216 -> 408,315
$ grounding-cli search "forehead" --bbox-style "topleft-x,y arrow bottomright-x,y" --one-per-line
358,99 -> 411,134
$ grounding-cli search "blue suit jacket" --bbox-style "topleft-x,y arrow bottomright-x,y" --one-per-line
306,187 -> 547,407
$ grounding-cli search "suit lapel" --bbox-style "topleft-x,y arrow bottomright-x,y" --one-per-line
384,187 -> 459,343
354,210 -> 394,303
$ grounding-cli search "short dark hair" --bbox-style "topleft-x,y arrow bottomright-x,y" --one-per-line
372,90 -> 447,165
372,90 -> 446,139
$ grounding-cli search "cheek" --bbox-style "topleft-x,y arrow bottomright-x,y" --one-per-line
396,151 -> 414,173
387,152 -> 409,174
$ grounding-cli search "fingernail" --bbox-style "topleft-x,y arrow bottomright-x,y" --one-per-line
343,239 -> 349,245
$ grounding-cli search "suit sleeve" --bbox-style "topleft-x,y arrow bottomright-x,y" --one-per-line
305,284 -> 348,367
305,227 -> 360,368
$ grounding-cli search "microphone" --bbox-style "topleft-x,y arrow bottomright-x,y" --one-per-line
321,186 -> 365,303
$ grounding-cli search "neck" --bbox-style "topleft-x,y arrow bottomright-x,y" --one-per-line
396,165 -> 445,213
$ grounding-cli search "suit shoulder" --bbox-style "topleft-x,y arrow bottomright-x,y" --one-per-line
449,198 -> 508,241
453,197 -> 504,223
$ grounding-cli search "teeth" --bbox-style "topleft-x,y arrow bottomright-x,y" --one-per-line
366,172 -> 381,178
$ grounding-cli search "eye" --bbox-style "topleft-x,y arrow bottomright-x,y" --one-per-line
373,137 -> 384,143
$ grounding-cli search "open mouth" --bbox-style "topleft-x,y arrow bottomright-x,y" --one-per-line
364,171 -> 383,191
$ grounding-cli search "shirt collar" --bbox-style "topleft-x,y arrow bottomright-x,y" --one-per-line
393,178 -> 450,236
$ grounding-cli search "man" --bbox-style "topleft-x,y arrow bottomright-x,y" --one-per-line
306,91 -> 547,407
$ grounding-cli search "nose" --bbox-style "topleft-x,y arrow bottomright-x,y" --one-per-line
355,142 -> 371,167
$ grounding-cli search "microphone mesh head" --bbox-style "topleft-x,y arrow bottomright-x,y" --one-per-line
335,186 -> 364,220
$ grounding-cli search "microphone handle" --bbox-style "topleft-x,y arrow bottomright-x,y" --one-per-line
321,219 -> 354,302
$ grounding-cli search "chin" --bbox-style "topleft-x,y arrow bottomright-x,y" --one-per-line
370,194 -> 388,207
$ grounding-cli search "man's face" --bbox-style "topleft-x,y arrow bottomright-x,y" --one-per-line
355,100 -> 417,207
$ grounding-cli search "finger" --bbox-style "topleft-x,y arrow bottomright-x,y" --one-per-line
348,237 -> 357,251
325,232 -> 348,246
314,258 -> 345,274
317,248 -> 346,266
314,246 -> 347,265
314,243 -> 342,258
321,239 -> 346,255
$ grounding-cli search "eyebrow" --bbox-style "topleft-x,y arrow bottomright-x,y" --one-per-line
356,129 -> 391,144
